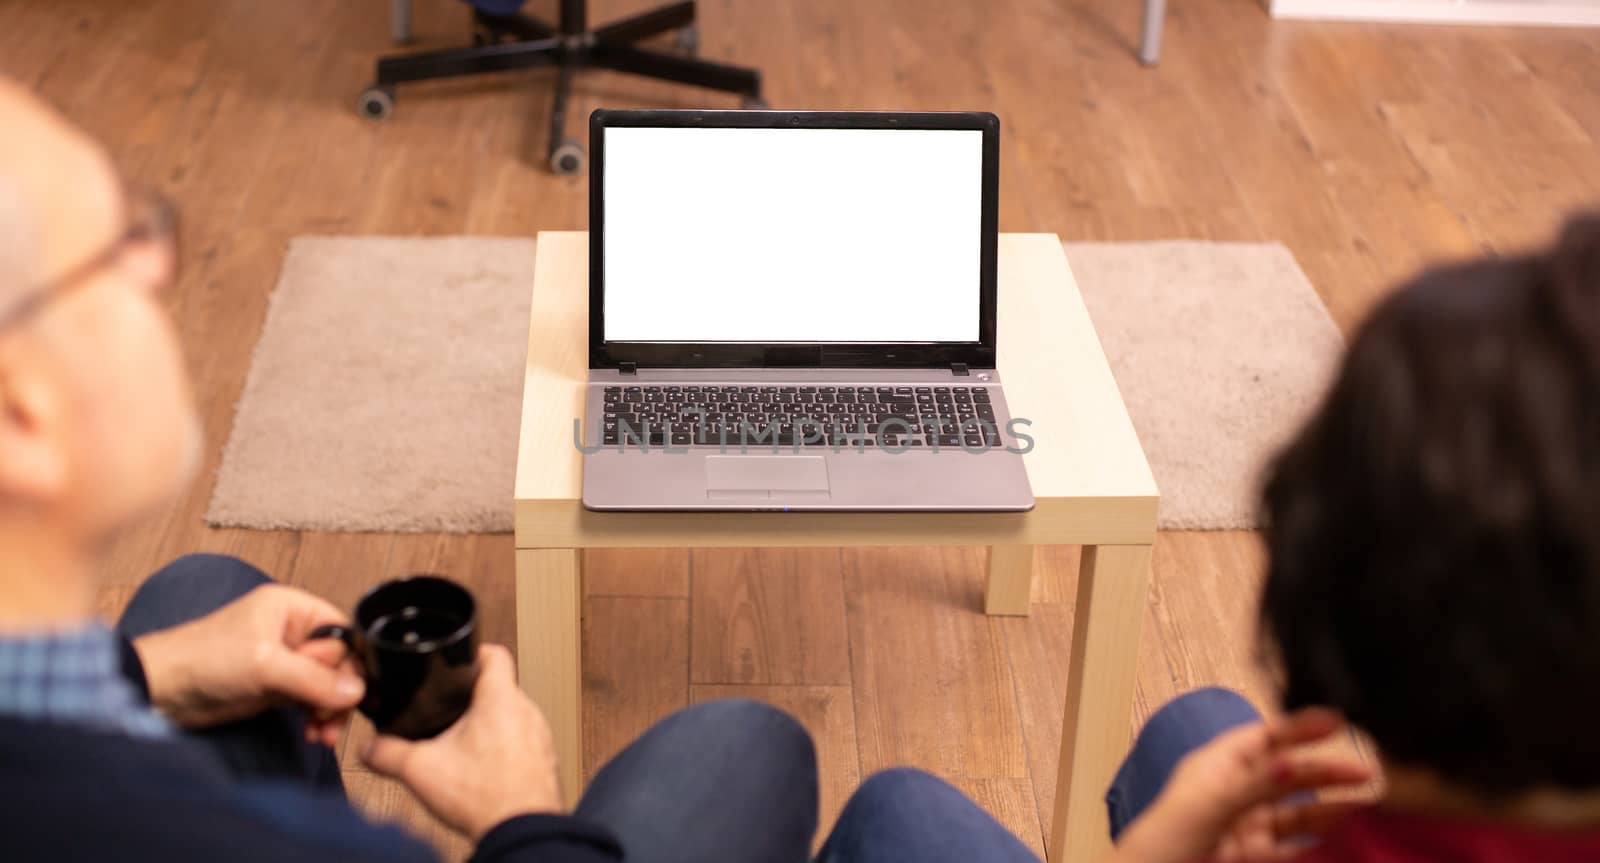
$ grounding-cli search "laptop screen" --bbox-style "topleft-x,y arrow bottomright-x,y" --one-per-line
601,125 -> 985,344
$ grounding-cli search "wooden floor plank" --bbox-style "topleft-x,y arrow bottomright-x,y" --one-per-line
286,532 -> 397,610
843,547 -> 1029,782
1031,545 -> 1080,605
581,596 -> 691,781
690,548 -> 851,686
949,777 -> 1050,861
584,549 -> 690,597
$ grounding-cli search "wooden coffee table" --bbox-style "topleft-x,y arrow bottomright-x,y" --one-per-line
514,232 -> 1158,863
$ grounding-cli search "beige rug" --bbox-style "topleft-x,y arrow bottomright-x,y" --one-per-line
206,237 -> 536,533
1067,242 -> 1342,529
207,237 -> 1341,533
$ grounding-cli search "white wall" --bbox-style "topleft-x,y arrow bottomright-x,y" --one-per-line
1270,0 -> 1600,26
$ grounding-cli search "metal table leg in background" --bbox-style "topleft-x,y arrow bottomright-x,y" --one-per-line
1140,0 -> 1167,65
392,0 -> 413,44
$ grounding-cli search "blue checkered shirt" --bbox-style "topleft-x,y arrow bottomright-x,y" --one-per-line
0,623 -> 171,738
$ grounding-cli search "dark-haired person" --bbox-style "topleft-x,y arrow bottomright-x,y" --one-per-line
1094,215 -> 1600,863
820,216 -> 1600,863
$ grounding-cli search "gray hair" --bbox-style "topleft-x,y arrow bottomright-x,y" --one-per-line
0,176 -> 37,320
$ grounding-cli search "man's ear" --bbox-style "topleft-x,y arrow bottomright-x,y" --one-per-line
0,357 -> 68,503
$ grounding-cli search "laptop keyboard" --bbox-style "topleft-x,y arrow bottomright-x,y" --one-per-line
599,385 -> 1003,448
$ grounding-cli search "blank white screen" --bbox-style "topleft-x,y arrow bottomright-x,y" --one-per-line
602,126 -> 983,343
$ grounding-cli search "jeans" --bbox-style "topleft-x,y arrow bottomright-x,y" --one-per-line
817,768 -> 1040,863
117,554 -> 819,863
1105,687 -> 1264,839
815,688 -> 1263,863
576,698 -> 819,863
120,554 -> 1263,863
117,554 -> 345,789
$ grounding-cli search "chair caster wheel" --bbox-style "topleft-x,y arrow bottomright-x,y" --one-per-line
358,85 -> 395,121
741,95 -> 769,110
675,25 -> 699,55
550,139 -> 585,175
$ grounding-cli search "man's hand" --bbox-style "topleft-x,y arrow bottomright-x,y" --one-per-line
133,584 -> 365,745
1111,708 -> 1376,863
363,645 -> 564,842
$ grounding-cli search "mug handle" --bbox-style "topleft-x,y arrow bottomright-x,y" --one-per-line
306,623 -> 367,682
307,623 -> 358,653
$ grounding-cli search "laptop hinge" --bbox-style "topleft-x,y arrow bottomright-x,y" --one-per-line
618,362 -> 638,376
950,363 -> 970,377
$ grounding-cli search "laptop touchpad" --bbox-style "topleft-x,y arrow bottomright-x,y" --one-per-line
705,456 -> 830,492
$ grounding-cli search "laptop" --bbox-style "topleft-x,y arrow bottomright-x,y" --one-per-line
581,109 -> 1034,512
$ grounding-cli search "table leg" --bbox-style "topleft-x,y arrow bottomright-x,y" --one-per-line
985,544 -> 1035,616
1049,544 -> 1153,863
515,547 -> 584,808
390,0 -> 413,43
1140,0 -> 1167,65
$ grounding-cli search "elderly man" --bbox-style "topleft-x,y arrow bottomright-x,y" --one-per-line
0,78 -> 836,863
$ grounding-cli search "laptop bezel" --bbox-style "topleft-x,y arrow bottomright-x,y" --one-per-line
588,109 -> 1000,370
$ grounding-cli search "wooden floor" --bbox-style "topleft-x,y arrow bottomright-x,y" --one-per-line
7,0 -> 1600,858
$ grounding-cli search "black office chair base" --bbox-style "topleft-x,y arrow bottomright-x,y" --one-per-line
360,0 -> 764,175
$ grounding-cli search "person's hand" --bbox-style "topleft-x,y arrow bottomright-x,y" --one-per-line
1111,708 -> 1376,863
362,645 -> 564,842
132,584 -> 364,745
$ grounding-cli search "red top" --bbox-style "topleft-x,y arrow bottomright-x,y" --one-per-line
1296,807 -> 1600,862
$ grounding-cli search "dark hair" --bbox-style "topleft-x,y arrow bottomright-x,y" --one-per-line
1260,214 -> 1600,796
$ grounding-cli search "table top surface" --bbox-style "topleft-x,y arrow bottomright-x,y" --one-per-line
515,231 -> 1157,514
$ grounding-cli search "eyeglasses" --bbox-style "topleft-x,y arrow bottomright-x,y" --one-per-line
0,189 -> 178,333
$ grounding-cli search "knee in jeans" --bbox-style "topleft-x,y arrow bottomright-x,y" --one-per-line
677,699 -> 815,765
852,767 -> 953,809
691,698 -> 809,740
119,555 -> 277,639
1138,687 -> 1260,748
148,553 -> 272,594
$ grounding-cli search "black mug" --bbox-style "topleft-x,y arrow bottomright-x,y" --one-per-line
309,575 -> 480,740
